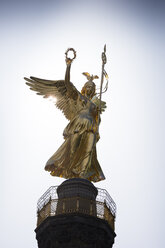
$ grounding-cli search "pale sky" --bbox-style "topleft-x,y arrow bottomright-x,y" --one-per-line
0,0 -> 165,247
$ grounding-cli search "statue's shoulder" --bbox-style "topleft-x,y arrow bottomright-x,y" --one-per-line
91,96 -> 107,113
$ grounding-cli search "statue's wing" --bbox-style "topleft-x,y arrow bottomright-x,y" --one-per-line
24,76 -> 78,120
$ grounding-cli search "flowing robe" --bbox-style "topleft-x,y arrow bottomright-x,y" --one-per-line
45,93 -> 105,182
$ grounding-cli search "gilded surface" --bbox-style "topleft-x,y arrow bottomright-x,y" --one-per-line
25,49 -> 107,182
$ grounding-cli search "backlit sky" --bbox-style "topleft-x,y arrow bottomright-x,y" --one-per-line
0,0 -> 165,247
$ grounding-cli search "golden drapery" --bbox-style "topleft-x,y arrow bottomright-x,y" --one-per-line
45,94 -> 105,182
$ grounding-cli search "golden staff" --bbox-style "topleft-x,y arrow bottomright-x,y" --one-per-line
99,45 -> 107,113
98,44 -> 107,121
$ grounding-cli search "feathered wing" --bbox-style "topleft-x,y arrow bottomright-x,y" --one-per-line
93,75 -> 99,80
24,76 -> 79,120
82,72 -> 99,81
82,72 -> 91,80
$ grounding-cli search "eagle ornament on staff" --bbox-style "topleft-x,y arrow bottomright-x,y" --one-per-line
24,46 -> 108,182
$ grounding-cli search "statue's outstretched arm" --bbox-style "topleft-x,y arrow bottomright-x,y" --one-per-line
65,60 -> 71,91
64,58 -> 78,100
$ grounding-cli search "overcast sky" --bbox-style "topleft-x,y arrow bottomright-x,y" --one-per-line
0,0 -> 165,247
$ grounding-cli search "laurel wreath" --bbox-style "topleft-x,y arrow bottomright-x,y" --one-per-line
65,48 -> 76,61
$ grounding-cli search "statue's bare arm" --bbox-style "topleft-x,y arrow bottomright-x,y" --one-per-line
64,59 -> 78,100
65,60 -> 71,90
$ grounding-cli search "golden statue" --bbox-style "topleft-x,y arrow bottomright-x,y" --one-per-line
25,47 -> 108,182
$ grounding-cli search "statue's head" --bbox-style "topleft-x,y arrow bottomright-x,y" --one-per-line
81,81 -> 96,99
81,72 -> 98,99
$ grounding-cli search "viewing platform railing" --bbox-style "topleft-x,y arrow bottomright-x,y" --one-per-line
37,185 -> 116,230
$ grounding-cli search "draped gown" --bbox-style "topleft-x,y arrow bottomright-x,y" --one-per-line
45,92 -> 105,182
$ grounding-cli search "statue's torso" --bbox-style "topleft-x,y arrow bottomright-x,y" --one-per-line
63,94 -> 98,137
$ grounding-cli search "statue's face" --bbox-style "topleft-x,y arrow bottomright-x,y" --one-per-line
85,84 -> 94,96
84,82 -> 95,98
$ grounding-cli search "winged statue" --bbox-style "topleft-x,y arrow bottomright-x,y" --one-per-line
24,48 -> 107,182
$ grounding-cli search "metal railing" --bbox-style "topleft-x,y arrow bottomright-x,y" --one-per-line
37,186 -> 116,230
